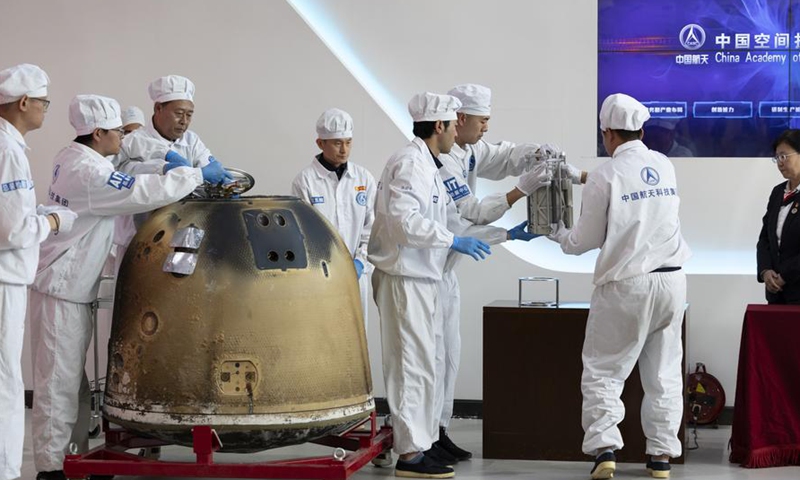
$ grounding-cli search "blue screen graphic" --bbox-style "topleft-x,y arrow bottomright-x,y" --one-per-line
598,0 -> 800,157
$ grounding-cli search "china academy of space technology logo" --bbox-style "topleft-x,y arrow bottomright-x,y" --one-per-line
680,24 -> 706,50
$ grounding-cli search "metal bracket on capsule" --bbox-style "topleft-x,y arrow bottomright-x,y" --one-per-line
162,225 -> 205,275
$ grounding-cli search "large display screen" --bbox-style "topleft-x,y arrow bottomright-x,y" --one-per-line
598,0 -> 800,157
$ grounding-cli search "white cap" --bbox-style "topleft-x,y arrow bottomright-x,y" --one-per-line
599,93 -> 650,131
148,75 -> 195,104
447,84 -> 491,116
69,94 -> 122,136
316,108 -> 353,139
121,106 -> 145,127
0,63 -> 50,105
408,92 -> 462,122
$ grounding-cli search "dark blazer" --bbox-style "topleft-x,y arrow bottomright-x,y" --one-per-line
757,181 -> 800,304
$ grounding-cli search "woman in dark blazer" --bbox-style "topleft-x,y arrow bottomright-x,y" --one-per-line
757,129 -> 800,304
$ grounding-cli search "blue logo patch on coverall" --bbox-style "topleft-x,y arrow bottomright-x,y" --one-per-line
443,177 -> 470,201
641,167 -> 660,186
1,179 -> 31,192
107,172 -> 135,190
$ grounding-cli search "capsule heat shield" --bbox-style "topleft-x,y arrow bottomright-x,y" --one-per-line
104,196 -> 373,452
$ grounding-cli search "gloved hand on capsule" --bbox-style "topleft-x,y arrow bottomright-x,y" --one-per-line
163,150 -> 192,174
202,156 -> 235,185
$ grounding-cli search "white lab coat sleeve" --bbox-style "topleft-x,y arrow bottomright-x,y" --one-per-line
445,197 -> 507,245
190,136 -> 212,168
86,166 -> 203,216
467,223 -> 508,245
118,158 -> 166,175
356,173 -> 377,267
454,192 -> 511,225
558,177 -> 608,255
474,140 -> 538,180
388,161 -> 454,249
0,152 -> 50,250
115,135 -> 169,175
439,158 -> 510,225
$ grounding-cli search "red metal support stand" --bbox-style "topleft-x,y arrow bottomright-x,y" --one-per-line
63,412 -> 393,480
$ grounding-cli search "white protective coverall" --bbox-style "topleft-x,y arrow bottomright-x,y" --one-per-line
291,158 -> 376,327
114,123 -> 213,174
0,117 -> 53,480
551,140 -> 691,457
368,137 -> 506,454
30,142 -> 203,471
112,123 -> 213,247
434,139 -> 536,426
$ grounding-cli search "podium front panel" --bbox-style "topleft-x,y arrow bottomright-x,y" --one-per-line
483,301 -> 686,463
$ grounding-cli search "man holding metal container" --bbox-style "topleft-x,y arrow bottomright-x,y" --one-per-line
547,93 -> 691,480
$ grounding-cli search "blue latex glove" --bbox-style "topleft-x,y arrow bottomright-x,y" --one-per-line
451,236 -> 491,261
508,221 -> 541,241
353,259 -> 364,279
163,150 -> 191,173
207,156 -> 235,184
202,158 -> 234,185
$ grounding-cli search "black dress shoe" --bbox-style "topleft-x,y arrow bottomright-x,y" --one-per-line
435,426 -> 472,461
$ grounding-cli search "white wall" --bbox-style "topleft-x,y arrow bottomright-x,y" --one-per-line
2,0 -> 780,406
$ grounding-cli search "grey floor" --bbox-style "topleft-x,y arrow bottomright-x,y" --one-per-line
19,412 -> 800,479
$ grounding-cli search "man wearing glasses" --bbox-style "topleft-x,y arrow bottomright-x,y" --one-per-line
28,94 -> 223,480
0,63 -> 77,480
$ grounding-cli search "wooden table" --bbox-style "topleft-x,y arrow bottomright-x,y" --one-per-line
483,301 -> 686,463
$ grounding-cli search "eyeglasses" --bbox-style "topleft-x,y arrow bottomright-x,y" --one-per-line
773,152 -> 800,163
30,97 -> 50,112
103,128 -> 126,137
